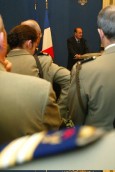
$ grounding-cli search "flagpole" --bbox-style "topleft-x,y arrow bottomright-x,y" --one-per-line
46,0 -> 48,9
42,0 -> 54,58
34,0 -> 37,10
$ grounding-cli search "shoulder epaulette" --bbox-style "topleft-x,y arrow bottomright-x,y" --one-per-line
38,52 -> 49,56
80,56 -> 96,64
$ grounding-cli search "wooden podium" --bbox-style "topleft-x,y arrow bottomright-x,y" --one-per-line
80,52 -> 102,59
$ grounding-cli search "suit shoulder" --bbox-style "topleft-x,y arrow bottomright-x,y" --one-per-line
67,36 -> 74,41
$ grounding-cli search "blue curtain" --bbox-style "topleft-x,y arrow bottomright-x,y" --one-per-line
0,0 -> 102,67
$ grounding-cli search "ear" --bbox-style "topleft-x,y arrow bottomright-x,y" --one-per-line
0,32 -> 4,45
0,30 -> 7,60
26,40 -> 32,49
98,28 -> 104,40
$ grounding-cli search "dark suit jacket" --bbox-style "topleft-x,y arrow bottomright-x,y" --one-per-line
67,36 -> 89,70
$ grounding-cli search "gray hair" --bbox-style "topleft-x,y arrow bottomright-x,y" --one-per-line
97,5 -> 115,40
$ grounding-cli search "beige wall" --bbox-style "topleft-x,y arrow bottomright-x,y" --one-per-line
103,0 -> 115,8
103,170 -> 115,172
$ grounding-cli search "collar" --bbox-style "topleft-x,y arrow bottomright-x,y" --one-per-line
75,37 -> 80,43
105,43 -> 115,50
7,49 -> 31,57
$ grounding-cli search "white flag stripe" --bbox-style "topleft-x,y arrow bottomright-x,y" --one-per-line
0,136 -> 29,168
42,28 -> 53,49
16,132 -> 46,163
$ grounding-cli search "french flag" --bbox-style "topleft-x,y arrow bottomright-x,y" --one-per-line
42,9 -> 54,58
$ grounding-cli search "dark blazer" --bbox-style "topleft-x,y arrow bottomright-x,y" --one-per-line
67,36 -> 89,70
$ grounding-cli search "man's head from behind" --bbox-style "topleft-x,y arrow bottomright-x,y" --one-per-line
21,19 -> 42,47
97,5 -> 115,47
8,24 -> 38,55
74,27 -> 83,40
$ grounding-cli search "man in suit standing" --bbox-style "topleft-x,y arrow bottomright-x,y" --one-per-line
67,27 -> 89,70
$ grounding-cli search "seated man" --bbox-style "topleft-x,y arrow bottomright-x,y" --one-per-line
67,27 -> 89,70
20,20 -> 71,119
0,16 -> 62,144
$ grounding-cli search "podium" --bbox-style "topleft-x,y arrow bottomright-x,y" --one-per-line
80,52 -> 102,59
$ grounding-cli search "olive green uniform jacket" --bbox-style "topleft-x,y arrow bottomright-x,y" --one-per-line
39,55 -> 70,118
0,64 -> 61,144
7,50 -> 70,118
68,45 -> 115,130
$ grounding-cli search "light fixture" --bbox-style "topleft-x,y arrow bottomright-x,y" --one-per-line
78,0 -> 87,5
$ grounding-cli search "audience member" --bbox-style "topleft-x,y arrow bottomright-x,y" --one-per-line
67,27 -> 89,70
0,16 -> 12,72
0,16 -> 62,144
7,24 -> 40,77
20,20 -> 71,119
68,5 -> 115,130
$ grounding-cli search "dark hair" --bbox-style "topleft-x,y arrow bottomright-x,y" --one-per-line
8,25 -> 38,49
74,28 -> 77,33
97,5 -> 115,40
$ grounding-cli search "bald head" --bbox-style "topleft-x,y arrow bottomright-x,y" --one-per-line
21,19 -> 42,37
74,27 -> 83,40
21,19 -> 42,47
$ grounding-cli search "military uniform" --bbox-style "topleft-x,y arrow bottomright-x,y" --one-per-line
7,49 -> 38,77
39,54 -> 70,119
7,50 -> 70,119
0,63 -> 62,144
68,45 -> 115,130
